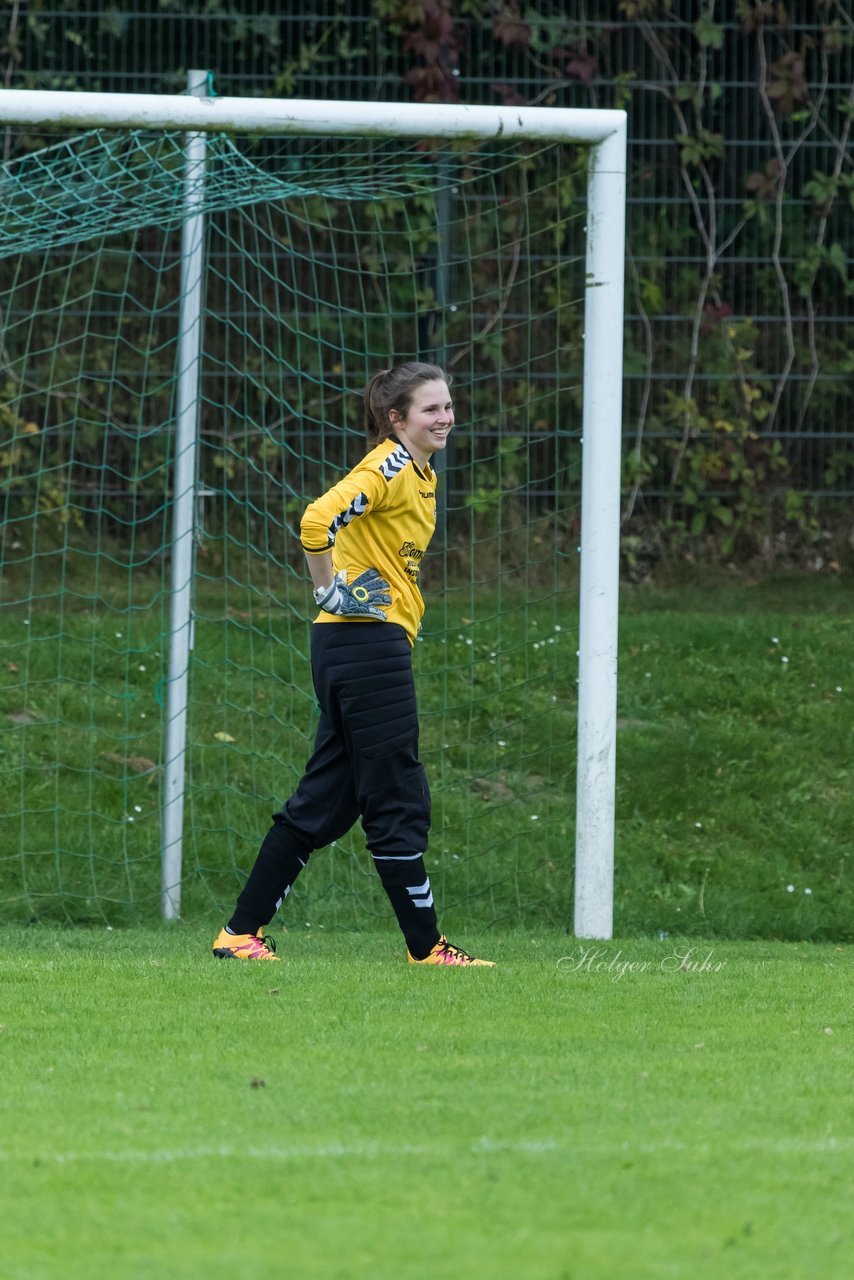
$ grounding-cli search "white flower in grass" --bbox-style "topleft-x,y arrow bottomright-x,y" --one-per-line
771,637 -> 780,644
835,686 -> 843,694
133,805 -> 142,813
781,656 -> 789,664
554,625 -> 562,632
804,887 -> 813,895
138,664 -> 146,672
497,740 -> 507,747
695,822 -> 702,828
786,884 -> 795,893
530,814 -> 540,821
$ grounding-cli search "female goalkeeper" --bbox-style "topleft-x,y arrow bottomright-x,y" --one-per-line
212,361 -> 493,966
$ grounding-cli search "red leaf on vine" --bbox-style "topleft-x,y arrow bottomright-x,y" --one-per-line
738,2 -> 776,35
403,64 -> 459,104
566,48 -> 598,85
491,82 -> 527,107
547,42 -> 598,85
494,3 -> 531,49
766,52 -> 808,115
745,157 -> 784,200
402,3 -> 455,56
404,33 -> 443,62
399,0 -> 460,104
700,302 -> 733,336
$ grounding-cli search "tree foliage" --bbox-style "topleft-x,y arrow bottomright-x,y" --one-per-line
2,0 -> 852,568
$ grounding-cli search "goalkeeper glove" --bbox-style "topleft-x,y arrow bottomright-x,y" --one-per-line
312,568 -> 391,620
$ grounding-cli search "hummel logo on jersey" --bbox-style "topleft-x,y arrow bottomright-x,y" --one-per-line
378,444 -> 411,481
419,489 -> 435,499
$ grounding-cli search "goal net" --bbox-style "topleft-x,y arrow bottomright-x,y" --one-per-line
0,92 -> 625,938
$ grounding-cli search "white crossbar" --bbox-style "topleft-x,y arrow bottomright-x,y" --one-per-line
0,90 -> 623,145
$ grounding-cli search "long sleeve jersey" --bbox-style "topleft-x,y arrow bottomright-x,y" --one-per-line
299,435 -> 438,646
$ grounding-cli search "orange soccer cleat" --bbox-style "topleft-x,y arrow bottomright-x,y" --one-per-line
212,926 -> 280,961
407,935 -> 494,967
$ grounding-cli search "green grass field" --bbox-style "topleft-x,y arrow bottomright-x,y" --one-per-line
616,573 -> 853,940
2,574 -> 852,1277
1,572 -> 852,938
2,928 -> 851,1279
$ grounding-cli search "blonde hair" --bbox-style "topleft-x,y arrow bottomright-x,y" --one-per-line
363,361 -> 450,444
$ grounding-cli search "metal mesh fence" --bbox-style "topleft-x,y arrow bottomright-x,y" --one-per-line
4,3 -> 853,513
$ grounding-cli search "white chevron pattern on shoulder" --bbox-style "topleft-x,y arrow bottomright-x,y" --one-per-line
378,443 -> 412,481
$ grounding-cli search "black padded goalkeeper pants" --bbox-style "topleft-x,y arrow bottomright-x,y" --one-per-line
228,622 -> 441,958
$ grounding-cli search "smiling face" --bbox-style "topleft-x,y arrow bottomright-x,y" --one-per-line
389,379 -> 454,468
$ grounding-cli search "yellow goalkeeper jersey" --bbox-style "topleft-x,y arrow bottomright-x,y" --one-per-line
300,435 -> 438,645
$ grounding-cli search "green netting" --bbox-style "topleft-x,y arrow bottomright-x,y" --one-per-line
0,124 -> 586,929
0,129 -> 453,256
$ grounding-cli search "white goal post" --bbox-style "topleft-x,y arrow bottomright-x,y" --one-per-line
0,88 -> 626,940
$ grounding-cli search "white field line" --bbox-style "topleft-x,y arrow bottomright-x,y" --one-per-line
0,1136 -> 850,1165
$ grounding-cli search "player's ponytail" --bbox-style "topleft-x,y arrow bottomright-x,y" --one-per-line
364,361 -> 450,444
